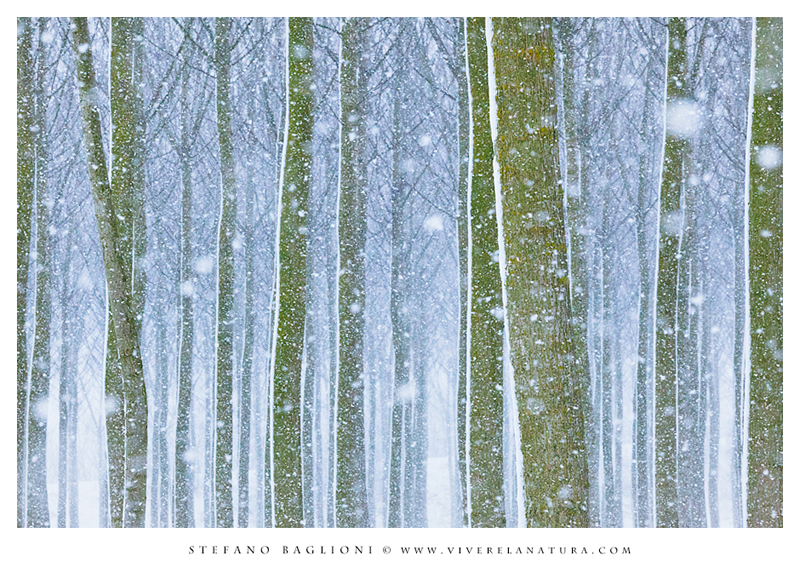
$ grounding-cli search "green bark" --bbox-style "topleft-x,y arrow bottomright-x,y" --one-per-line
72,16 -> 148,528
28,17 -> 51,527
654,17 -> 687,528
634,43 -> 660,528
240,161 -> 257,528
111,16 -> 148,528
747,16 -> 782,528
214,16 -> 236,529
175,22 -> 195,527
492,17 -> 590,527
272,17 -> 313,527
453,18 -> 470,528
465,17 -> 505,528
336,17 -> 369,528
17,16 -> 34,528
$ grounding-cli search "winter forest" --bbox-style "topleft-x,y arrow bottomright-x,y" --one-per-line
16,16 -> 782,529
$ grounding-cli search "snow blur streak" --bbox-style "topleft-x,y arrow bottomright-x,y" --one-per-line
485,17 -> 522,527
702,278 -> 712,526
650,27 -> 670,517
102,19 -> 113,528
100,279 -> 111,526
740,17 -> 756,527
462,16 -> 473,528
331,17 -> 344,528
265,17 -> 292,528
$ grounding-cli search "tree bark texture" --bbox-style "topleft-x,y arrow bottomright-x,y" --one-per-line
492,17 -> 590,527
73,16 -> 149,528
336,16 -> 370,528
464,17 -> 505,528
747,16 -> 782,528
272,17 -> 313,527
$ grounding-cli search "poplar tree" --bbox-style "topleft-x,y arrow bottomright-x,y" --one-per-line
464,16 -> 505,528
16,16 -> 35,529
492,17 -> 590,527
214,16 -> 236,529
337,16 -> 370,528
747,16 -> 782,528
271,17 -> 313,527
654,17 -> 688,528
72,16 -> 148,528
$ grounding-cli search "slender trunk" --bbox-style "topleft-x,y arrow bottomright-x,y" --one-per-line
747,17 -> 782,528
154,311 -> 171,527
326,216 -> 338,527
453,17 -> 470,528
727,34 -> 751,527
239,166 -> 257,527
599,203 -> 620,527
704,294 -> 719,527
28,17 -> 51,526
214,16 -> 237,528
464,17 -> 505,528
389,48 -> 410,526
109,16 -> 149,528
73,16 -> 148,528
105,325 -> 124,526
17,17 -> 35,529
301,307 -> 315,526
411,317 -> 428,527
67,307 -> 82,527
676,109 -> 706,529
175,27 -> 195,527
271,17 -> 313,527
557,18 -> 598,527
58,226 -> 74,528
635,48 -> 658,527
654,17 -> 688,528
336,17 -> 369,528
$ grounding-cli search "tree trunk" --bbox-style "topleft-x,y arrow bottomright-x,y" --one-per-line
239,163 -> 257,528
747,16 -> 782,528
214,16 -> 237,528
16,16 -> 35,529
464,17 -> 505,528
411,315 -> 429,527
555,17 -> 599,528
72,16 -> 148,528
654,17 -> 688,528
336,16 -> 369,528
58,224 -> 74,528
175,22 -> 195,527
451,17 -> 471,529
599,195 -> 620,527
271,17 -> 313,527
67,303 -> 82,527
676,100 -> 706,530
388,41 -> 410,527
28,17 -> 51,526
634,46 -> 659,527
492,17 -> 590,527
